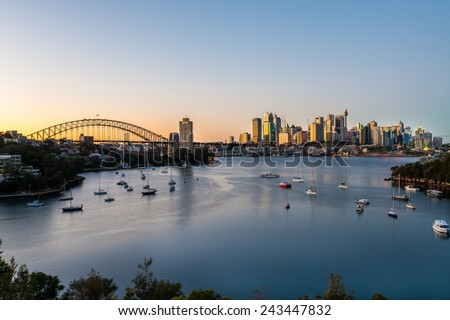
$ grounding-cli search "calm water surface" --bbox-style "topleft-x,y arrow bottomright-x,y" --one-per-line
1,157 -> 449,299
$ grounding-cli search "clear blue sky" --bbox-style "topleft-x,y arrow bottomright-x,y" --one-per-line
1,0 -> 449,141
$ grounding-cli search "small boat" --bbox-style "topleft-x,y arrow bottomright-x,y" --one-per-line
356,203 -> 364,212
392,194 -> 409,201
292,176 -> 304,183
260,172 -> 280,178
115,171 -> 119,174
388,188 -> 398,218
126,186 -> 133,192
355,199 -> 370,205
94,189 -> 107,195
404,185 -> 420,192
142,188 -> 157,195
94,174 -> 107,195
427,189 -> 443,198
62,203 -> 83,212
432,220 -> 450,235
278,181 -> 292,189
59,179 -> 73,201
405,202 -> 416,210
169,185 -> 175,192
161,167 -> 169,173
338,167 -> 349,189
305,186 -> 317,196
285,203 -> 290,209
140,172 -> 146,180
104,196 -> 115,202
27,199 -> 45,207
338,182 -> 349,189
116,180 -> 127,185
168,167 -> 176,185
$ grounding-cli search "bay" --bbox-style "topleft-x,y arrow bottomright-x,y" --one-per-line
0,156 -> 449,299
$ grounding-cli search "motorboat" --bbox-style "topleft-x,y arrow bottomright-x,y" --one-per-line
126,186 -> 133,192
404,185 -> 420,192
432,220 -> 449,235
260,172 -> 280,178
278,181 -> 292,189
27,199 -> 45,207
116,180 -> 127,185
169,185 -> 175,192
427,189 -> 443,198
285,203 -> 290,209
356,203 -> 364,212
140,173 -> 146,180
161,167 -> 169,173
355,199 -> 370,205
292,176 -> 304,183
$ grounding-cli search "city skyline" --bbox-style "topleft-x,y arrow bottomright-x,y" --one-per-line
1,1 -> 450,142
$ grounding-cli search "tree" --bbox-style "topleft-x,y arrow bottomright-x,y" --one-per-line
62,269 -> 117,300
124,257 -> 183,300
321,273 -> 355,300
371,292 -> 388,300
0,239 -> 63,299
187,289 -> 222,300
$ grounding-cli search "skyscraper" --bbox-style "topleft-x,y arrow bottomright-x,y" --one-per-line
263,112 -> 275,143
179,117 -> 193,152
252,117 -> 262,143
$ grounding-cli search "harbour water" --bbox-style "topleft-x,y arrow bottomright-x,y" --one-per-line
1,156 -> 450,299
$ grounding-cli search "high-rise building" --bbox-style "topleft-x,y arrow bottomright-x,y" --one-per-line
239,132 -> 251,144
263,112 -> 275,143
169,132 -> 179,155
179,117 -> 193,152
252,117 -> 262,143
309,122 -> 324,142
433,137 -> 443,149
324,114 -> 334,143
278,132 -> 290,145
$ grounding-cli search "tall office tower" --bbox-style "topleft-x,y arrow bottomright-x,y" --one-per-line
169,132 -> 179,155
367,120 -> 378,144
252,117 -> 262,143
274,114 -> 282,143
309,121 -> 324,142
179,117 -> 194,152
263,112 -> 275,143
324,114 -> 334,143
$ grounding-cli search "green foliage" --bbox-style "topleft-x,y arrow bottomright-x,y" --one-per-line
321,273 -> 355,300
371,292 -> 388,300
0,241 -> 63,299
177,289 -> 223,300
124,257 -> 183,300
62,269 -> 117,300
393,155 -> 450,184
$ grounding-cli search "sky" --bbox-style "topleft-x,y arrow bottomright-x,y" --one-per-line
1,0 -> 449,142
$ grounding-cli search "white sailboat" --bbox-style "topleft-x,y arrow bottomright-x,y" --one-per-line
392,174 -> 409,201
168,167 -> 176,186
338,166 -> 349,189
405,191 -> 416,210
292,157 -> 304,183
94,174 -> 107,195
305,167 -> 317,196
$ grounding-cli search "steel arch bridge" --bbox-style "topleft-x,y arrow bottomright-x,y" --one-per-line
26,119 -> 169,143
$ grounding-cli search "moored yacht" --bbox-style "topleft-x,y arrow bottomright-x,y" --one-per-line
427,189 -> 443,198
432,220 -> 449,235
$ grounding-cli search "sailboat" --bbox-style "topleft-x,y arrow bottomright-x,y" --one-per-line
305,167 -> 317,196
405,191 -> 416,210
94,174 -> 107,195
104,185 -> 115,202
388,188 -> 398,218
338,166 -> 349,189
62,198 -> 83,212
392,174 -> 409,201
285,189 -> 290,209
292,157 -> 304,183
168,167 -> 176,186
142,170 -> 157,195
59,179 -> 73,201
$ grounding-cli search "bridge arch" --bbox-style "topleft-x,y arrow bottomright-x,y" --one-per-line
26,119 -> 168,143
